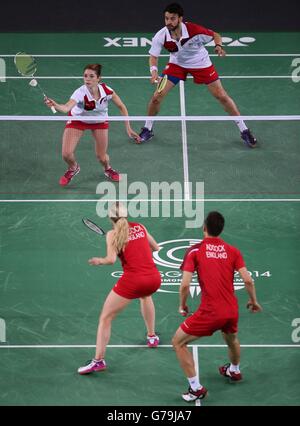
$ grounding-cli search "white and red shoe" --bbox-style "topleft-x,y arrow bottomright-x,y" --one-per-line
104,167 -> 121,182
59,163 -> 80,186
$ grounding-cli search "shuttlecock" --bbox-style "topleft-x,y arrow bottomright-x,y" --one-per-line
29,79 -> 38,87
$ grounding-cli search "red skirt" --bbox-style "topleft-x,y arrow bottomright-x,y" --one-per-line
113,271 -> 161,299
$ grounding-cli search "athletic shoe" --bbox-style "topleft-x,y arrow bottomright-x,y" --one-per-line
241,129 -> 257,148
219,363 -> 242,381
139,127 -> 154,143
182,386 -> 208,402
104,167 -> 121,182
78,359 -> 106,375
147,334 -> 159,348
59,163 -> 80,186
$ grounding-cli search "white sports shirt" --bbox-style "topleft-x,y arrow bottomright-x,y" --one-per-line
70,83 -> 114,123
149,22 -> 215,68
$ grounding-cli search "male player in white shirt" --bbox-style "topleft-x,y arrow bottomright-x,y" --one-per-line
139,3 -> 257,148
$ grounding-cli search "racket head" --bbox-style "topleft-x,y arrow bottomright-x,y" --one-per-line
14,52 -> 37,77
82,218 -> 106,236
157,75 -> 168,93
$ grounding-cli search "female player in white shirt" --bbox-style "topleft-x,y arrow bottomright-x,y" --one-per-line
45,64 -> 140,185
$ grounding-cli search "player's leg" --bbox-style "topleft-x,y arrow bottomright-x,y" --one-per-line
207,79 -> 257,147
92,128 -> 120,182
140,296 -> 159,347
60,128 -> 83,186
78,290 -> 131,374
172,327 -> 208,401
95,290 -> 131,359
139,65 -> 186,143
219,332 -> 242,381
139,78 -> 176,143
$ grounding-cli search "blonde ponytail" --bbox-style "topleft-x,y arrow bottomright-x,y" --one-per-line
112,217 -> 129,253
109,202 -> 129,253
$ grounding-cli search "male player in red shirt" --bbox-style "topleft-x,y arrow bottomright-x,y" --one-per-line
172,211 -> 262,402
139,3 -> 257,148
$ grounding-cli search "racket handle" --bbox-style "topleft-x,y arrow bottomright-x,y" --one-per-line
51,106 -> 57,114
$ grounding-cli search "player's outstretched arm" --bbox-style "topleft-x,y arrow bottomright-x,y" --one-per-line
44,98 -> 76,113
111,92 -> 140,142
238,267 -> 263,312
213,32 -> 226,57
179,271 -> 193,316
149,55 -> 159,84
88,230 -> 117,266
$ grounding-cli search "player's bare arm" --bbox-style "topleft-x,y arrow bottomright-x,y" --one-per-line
145,228 -> 160,252
149,55 -> 159,84
238,267 -> 263,312
179,271 -> 193,315
111,92 -> 140,141
88,230 -> 117,266
45,98 -> 76,113
213,32 -> 226,57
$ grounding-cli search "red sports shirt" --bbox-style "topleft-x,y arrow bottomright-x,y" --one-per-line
118,222 -> 158,275
181,237 -> 245,313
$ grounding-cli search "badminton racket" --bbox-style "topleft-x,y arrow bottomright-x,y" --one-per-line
14,52 -> 56,113
156,74 -> 168,93
82,218 -> 106,236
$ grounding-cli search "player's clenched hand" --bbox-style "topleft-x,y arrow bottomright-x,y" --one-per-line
214,45 -> 226,57
44,97 -> 57,108
247,301 -> 263,313
150,71 -> 159,84
88,257 -> 102,266
179,305 -> 189,317
127,128 -> 141,143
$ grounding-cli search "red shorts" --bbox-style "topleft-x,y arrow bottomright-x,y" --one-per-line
180,308 -> 238,337
163,63 -> 219,85
113,271 -> 161,300
65,113 -> 109,131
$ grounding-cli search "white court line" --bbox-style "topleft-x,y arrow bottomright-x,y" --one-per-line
3,75 -> 296,79
1,54 -> 300,57
0,199 -> 299,203
192,346 -> 201,407
1,115 -> 300,121
0,344 -> 299,348
179,81 -> 190,200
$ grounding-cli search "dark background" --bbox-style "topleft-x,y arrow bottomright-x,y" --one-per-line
1,0 -> 300,32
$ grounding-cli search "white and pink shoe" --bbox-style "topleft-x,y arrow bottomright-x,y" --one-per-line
147,335 -> 159,348
78,359 -> 106,375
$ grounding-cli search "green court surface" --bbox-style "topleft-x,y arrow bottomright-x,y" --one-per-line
0,32 -> 300,406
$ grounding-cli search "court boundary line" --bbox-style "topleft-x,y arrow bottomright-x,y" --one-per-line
1,115 -> 299,121
179,81 -> 190,200
1,344 -> 299,348
3,75 -> 297,79
1,54 -> 300,57
0,199 -> 299,203
192,346 -> 201,407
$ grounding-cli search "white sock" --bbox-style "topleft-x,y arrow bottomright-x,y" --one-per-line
235,119 -> 248,132
229,363 -> 240,373
145,120 -> 154,130
188,375 -> 202,391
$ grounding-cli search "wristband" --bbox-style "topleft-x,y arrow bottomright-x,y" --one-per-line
150,65 -> 158,73
215,44 -> 223,49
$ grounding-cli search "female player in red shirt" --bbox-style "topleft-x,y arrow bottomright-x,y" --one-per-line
45,64 -> 140,185
78,202 -> 161,374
